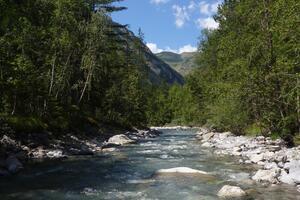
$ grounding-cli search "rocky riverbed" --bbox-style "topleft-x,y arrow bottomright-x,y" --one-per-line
0,129 -> 161,176
196,128 -> 300,192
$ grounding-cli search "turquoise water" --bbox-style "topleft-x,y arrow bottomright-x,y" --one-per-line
0,129 -> 299,199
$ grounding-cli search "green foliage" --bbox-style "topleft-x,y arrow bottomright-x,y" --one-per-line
6,116 -> 48,133
185,0 -> 300,141
0,0 -> 157,132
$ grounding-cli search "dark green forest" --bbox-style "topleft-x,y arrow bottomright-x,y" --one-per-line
0,0 -> 164,131
0,0 -> 299,144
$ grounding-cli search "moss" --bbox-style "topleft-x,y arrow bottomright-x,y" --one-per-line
293,135 -> 300,146
244,123 -> 263,136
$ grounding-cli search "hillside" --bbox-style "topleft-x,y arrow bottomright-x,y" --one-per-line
156,51 -> 198,76
117,27 -> 184,85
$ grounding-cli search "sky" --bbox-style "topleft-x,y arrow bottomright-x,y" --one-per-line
111,0 -> 221,54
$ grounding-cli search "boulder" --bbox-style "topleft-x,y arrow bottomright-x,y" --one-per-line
279,170 -> 295,185
287,160 -> 300,184
201,142 -> 213,148
107,134 -> 134,145
201,132 -> 215,142
217,185 -> 246,198
264,162 -> 278,170
155,167 -> 208,174
5,155 -> 23,173
250,153 -> 264,163
46,150 -> 65,158
252,169 -> 280,184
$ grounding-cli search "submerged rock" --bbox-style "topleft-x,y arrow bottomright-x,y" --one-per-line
5,155 -> 23,173
155,167 -> 208,174
0,168 -> 10,176
217,185 -> 246,198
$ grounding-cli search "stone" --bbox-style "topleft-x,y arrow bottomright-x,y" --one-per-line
264,162 -> 278,170
250,153 -> 264,163
217,185 -> 246,198
201,142 -> 213,148
155,167 -> 208,174
262,151 -> 275,161
233,147 -> 242,152
46,150 -> 65,158
252,169 -> 280,184
287,160 -> 300,184
268,145 -> 281,152
279,170 -> 295,185
107,134 -> 134,145
5,155 -> 23,173
101,148 -> 117,152
201,132 -> 215,142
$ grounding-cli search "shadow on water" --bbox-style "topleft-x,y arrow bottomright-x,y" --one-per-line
0,129 -> 299,200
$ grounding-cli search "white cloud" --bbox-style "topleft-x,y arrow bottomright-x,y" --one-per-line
188,1 -> 197,11
178,44 -> 197,53
211,2 -> 220,13
199,1 -> 210,15
147,43 -> 197,54
196,17 -> 219,29
147,43 -> 164,53
172,5 -> 190,28
150,0 -> 169,5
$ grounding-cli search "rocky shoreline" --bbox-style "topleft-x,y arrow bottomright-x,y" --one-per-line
0,129 -> 161,176
196,128 -> 300,192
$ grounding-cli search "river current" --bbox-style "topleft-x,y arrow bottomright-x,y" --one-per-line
0,129 -> 299,199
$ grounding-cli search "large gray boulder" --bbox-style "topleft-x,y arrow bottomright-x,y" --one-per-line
217,185 -> 246,198
252,169 -> 280,184
106,134 -> 134,145
280,160 -> 300,184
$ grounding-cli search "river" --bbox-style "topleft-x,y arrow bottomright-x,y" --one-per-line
0,129 -> 299,199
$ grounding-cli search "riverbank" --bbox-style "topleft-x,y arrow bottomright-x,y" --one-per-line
196,128 -> 300,192
0,127 -> 161,176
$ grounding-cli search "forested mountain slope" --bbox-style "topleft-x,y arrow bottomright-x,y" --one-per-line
116,26 -> 184,85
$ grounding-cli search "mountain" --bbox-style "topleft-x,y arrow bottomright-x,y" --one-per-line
115,24 -> 184,85
156,51 -> 198,76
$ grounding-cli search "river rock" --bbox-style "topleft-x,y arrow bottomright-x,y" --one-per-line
107,134 -> 134,145
279,170 -> 295,185
252,169 -> 280,184
155,167 -> 208,174
5,155 -> 23,173
250,153 -> 264,163
264,162 -> 278,170
201,142 -> 213,148
217,185 -> 246,198
287,160 -> 300,184
46,150 -> 64,158
201,132 -> 215,142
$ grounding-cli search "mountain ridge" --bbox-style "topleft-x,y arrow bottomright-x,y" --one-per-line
156,51 -> 198,76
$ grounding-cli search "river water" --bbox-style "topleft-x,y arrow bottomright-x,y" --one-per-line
0,129 -> 299,200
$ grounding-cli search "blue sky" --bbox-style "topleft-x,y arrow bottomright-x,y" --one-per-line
111,0 -> 221,54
